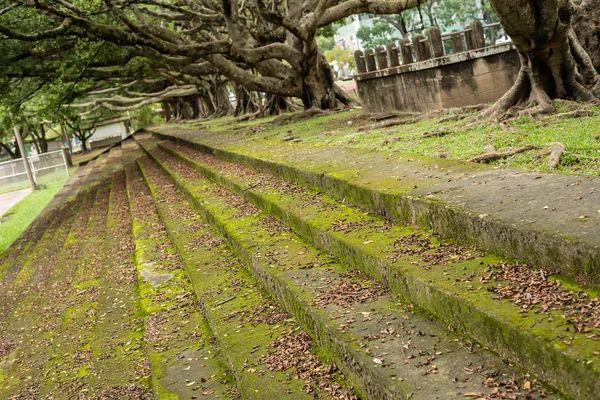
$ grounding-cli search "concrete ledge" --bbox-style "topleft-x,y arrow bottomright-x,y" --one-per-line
149,129 -> 600,287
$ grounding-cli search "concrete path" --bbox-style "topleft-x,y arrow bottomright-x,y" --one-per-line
0,188 -> 32,217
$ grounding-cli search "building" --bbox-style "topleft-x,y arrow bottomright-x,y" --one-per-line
334,13 -> 403,51
85,117 -> 131,150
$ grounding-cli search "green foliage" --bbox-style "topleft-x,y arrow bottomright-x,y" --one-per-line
324,47 -> 356,75
357,19 -> 400,49
317,36 -> 335,52
132,105 -> 165,129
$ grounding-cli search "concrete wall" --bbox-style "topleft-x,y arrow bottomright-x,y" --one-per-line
355,43 -> 520,113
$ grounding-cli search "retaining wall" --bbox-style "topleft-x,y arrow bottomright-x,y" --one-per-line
356,43 -> 519,113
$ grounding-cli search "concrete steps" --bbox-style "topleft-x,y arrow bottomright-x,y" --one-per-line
149,128 -> 600,287
0,155 -> 119,398
133,133 -> 558,399
135,133 -> 600,399
135,150 -> 355,399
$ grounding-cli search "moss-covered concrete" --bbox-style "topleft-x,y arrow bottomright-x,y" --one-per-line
137,154 -> 345,399
135,136 -> 559,400
150,135 -> 600,399
149,128 -> 600,287
124,151 -> 235,399
0,175 -> 107,398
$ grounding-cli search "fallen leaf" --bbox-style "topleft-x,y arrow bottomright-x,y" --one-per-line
186,381 -> 196,386
524,380 -> 531,390
373,358 -> 383,364
202,391 -> 214,395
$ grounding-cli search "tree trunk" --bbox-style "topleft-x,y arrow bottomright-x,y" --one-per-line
0,142 -> 19,159
234,85 -> 261,116
573,0 -> 600,71
483,0 -> 600,119
80,138 -> 89,154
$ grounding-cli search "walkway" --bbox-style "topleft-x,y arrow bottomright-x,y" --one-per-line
0,188 -> 31,217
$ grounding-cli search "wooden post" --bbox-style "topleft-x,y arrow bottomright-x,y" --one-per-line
386,42 -> 400,67
12,121 -> 36,190
354,50 -> 366,74
451,31 -> 464,53
428,27 -> 444,58
364,48 -> 377,72
375,46 -> 388,69
469,20 -> 485,49
399,38 -> 413,65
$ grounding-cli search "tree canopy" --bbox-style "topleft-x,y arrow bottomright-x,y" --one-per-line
0,0 -> 424,119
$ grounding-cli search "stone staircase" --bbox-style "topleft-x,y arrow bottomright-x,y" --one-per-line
1,130 -> 598,399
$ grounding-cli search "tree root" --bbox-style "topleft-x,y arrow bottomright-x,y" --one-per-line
359,105 -> 484,133
468,145 -> 539,164
542,110 -> 597,120
422,128 -> 452,138
547,142 -> 566,169
270,107 -> 330,126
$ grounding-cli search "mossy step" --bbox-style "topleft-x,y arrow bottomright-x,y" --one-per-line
39,175 -> 115,397
0,184 -> 101,398
124,151 -> 236,400
134,136 -> 556,400
152,137 -> 600,400
0,151 -> 106,285
0,192 -> 83,324
85,167 -> 151,396
149,128 -> 600,287
136,154 -> 355,399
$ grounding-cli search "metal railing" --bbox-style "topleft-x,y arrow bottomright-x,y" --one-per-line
0,149 -> 69,189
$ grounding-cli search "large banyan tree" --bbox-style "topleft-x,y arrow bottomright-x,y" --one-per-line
0,0 -> 423,116
483,0 -> 600,119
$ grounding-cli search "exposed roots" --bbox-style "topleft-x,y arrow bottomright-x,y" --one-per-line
468,145 -> 539,164
479,26 -> 600,122
358,105 -> 483,133
270,107 -> 331,126
548,142 -> 566,169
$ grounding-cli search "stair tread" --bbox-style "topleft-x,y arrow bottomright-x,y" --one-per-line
136,153 -> 355,399
135,135 -> 555,399
148,133 -> 600,400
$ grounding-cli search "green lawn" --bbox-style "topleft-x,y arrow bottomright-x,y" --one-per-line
181,101 -> 600,176
0,168 -> 77,255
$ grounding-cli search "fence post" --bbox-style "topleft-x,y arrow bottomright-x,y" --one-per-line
428,27 -> 444,58
354,50 -> 366,74
489,26 -> 496,45
61,148 -> 70,177
399,38 -> 413,65
375,46 -> 388,69
451,31 -> 464,53
11,120 -> 36,190
412,34 -> 431,61
364,48 -> 377,72
469,20 -> 485,49
386,42 -> 399,67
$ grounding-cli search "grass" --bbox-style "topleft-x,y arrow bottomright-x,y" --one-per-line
0,168 -> 77,255
180,101 -> 600,176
